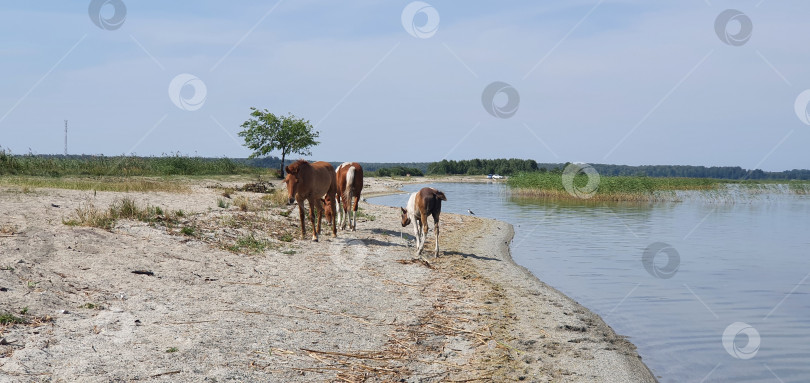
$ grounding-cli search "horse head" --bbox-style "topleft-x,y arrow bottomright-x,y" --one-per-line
283,161 -> 303,205
322,197 -> 335,225
400,207 -> 411,227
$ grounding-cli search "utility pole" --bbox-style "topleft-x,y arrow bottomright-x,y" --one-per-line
64,120 -> 68,156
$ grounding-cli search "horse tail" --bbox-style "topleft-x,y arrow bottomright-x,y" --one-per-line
434,190 -> 447,201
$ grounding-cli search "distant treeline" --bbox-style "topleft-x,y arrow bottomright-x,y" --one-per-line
544,163 -> 810,181
243,156 -> 428,176
425,159 -> 810,181
0,151 -> 257,177
4,151 -> 807,180
427,159 -> 539,176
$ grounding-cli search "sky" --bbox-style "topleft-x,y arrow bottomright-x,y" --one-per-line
1,0 -> 809,171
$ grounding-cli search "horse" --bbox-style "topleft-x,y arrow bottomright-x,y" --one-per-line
283,160 -> 338,241
334,162 -> 364,231
400,187 -> 447,256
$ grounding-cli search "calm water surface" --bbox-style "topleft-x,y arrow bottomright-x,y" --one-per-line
370,182 -> 810,382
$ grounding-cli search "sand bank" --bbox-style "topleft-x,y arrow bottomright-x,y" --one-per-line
0,176 -> 655,382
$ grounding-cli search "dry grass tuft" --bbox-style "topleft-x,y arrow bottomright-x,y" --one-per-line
234,196 -> 250,212
63,198 -> 173,231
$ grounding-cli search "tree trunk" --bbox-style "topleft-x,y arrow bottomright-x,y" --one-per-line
280,151 -> 286,178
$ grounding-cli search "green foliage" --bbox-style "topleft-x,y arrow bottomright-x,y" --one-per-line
374,166 -> 424,177
217,198 -> 230,209
238,108 -> 320,176
180,226 -> 196,236
331,161 -> 429,173
235,234 -> 269,253
355,209 -> 376,221
0,313 -> 26,325
426,158 -> 810,180
533,162 -> 810,181
0,149 -> 256,177
166,347 -> 179,353
428,158 -> 538,176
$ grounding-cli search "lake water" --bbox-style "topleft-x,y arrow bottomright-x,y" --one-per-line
370,182 -> 810,382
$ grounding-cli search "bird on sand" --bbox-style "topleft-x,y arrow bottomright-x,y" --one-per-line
467,209 -> 475,215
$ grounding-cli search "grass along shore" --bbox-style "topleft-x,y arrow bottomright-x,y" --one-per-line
0,152 -> 278,193
0,152 -> 261,177
507,171 -> 810,202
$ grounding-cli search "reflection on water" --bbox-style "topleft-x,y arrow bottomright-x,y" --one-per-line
370,182 -> 810,383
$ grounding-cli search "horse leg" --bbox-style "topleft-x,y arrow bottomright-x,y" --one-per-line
433,213 -> 440,257
420,211 -> 429,255
329,195 -> 337,237
412,219 -> 422,255
309,198 -> 319,242
351,195 -> 359,231
315,198 -> 324,236
345,189 -> 353,230
335,195 -> 342,230
297,202 -> 306,240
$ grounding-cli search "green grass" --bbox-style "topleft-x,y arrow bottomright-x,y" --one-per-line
509,172 -> 810,201
507,172 -> 723,201
0,151 -> 259,177
0,151 -> 277,193
180,226 -> 196,236
355,208 -> 376,222
0,313 -> 26,325
227,234 -> 270,253
166,347 -> 179,353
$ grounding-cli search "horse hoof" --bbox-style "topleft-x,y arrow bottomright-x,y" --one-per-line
312,238 -> 318,242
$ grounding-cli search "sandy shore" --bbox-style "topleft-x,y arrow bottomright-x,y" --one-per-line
0,176 -> 656,382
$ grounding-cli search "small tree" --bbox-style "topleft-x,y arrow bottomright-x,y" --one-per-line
238,107 -> 320,177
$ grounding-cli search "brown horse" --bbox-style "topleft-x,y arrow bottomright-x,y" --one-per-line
400,187 -> 447,256
284,160 -> 337,241
334,162 -> 364,231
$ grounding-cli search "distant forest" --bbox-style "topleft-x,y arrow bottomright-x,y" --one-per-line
244,157 -> 427,177
426,159 -> 810,180
2,152 -> 808,180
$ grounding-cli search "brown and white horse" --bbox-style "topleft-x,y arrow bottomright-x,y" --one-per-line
334,162 -> 363,231
284,160 -> 337,241
400,187 -> 447,256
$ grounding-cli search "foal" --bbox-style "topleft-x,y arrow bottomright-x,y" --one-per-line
400,187 -> 447,256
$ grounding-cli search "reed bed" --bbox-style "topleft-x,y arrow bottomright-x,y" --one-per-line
507,172 -> 723,202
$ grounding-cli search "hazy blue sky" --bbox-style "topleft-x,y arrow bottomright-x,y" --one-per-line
1,1 -> 809,171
